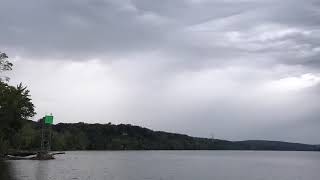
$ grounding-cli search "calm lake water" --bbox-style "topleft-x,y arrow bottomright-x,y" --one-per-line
6,151 -> 320,180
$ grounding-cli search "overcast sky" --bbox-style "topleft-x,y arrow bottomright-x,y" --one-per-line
1,0 -> 320,144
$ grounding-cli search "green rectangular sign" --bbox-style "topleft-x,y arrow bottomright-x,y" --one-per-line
44,115 -> 53,124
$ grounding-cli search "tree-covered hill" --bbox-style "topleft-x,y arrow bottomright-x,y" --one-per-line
13,120 -> 319,151
233,140 -> 318,151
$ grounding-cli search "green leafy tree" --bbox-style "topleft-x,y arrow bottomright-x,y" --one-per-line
0,52 -> 35,155
11,124 -> 38,150
0,82 -> 36,131
0,52 -> 12,82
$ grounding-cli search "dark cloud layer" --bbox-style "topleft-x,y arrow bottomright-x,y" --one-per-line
1,0 -> 320,143
1,0 -> 319,65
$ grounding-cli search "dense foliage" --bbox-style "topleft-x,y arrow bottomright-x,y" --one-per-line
0,52 -> 36,156
9,120 -> 320,151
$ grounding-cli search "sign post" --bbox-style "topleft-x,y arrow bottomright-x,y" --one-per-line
41,114 -> 54,153
45,115 -> 54,125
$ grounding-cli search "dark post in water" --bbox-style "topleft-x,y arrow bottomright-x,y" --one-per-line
37,114 -> 54,159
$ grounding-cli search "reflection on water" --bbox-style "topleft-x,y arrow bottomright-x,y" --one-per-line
7,151 -> 320,180
0,161 -> 15,180
35,161 -> 49,180
8,160 -> 51,180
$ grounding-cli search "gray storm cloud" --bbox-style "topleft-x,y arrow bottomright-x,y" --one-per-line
1,0 -> 319,143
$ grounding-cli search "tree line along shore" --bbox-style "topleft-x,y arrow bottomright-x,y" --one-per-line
3,120 -> 320,153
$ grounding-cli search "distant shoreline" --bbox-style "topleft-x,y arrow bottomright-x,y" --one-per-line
7,120 -> 317,152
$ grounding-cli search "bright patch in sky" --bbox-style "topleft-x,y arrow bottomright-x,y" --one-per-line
267,73 -> 320,92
